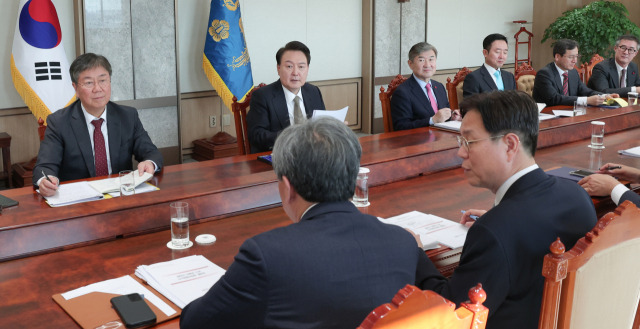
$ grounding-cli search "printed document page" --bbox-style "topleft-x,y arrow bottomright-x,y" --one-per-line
312,106 -> 348,122
88,170 -> 153,194
380,211 -> 468,250
135,255 -> 226,309
433,120 -> 461,132
42,181 -> 104,207
619,145 -> 640,157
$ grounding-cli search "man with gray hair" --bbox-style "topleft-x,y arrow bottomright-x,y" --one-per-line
33,53 -> 162,196
588,34 -> 640,97
390,42 -> 460,131
181,117 -> 432,328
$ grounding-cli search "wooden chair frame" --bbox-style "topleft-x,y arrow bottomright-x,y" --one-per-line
446,67 -> 471,110
538,201 -> 640,329
231,83 -> 265,155
358,283 -> 488,329
379,74 -> 408,133
581,54 -> 604,84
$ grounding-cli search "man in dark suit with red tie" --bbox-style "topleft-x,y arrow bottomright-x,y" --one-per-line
390,42 -> 460,131
588,35 -> 640,97
34,53 -> 162,197
463,33 -> 516,98
533,39 -> 606,106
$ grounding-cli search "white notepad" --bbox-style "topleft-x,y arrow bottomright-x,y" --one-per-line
42,181 -> 104,207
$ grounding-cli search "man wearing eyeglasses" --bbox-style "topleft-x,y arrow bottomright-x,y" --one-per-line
533,39 -> 606,106
34,53 -> 162,196
419,90 -> 597,329
588,35 -> 640,98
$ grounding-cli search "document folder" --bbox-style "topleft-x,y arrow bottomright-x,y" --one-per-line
52,274 -> 181,329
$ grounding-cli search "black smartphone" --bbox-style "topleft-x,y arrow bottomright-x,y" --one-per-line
257,154 -> 273,165
110,293 -> 156,328
569,169 -> 594,178
0,194 -> 18,208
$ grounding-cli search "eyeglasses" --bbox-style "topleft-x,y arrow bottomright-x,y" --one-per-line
617,46 -> 637,54
563,54 -> 580,60
456,135 -> 505,151
78,78 -> 110,90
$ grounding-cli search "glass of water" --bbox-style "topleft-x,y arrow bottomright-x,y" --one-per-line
119,170 -> 135,196
170,202 -> 190,248
589,121 -> 605,149
353,167 -> 370,207
629,92 -> 638,106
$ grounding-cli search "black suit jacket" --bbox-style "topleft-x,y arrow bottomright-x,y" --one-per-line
33,100 -> 162,185
390,75 -> 450,131
180,201 -> 432,329
533,62 -> 598,106
463,65 -> 516,98
588,58 -> 640,97
247,80 -> 325,153
621,189 -> 640,207
419,169 -> 597,329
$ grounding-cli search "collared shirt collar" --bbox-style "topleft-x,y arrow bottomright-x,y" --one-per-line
554,63 -> 568,77
299,203 -> 318,221
282,85 -> 303,106
484,63 -> 500,76
494,164 -> 539,206
412,74 -> 430,89
81,104 -> 107,123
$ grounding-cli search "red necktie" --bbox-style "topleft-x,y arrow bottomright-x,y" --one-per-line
426,83 -> 438,113
620,68 -> 626,88
91,119 -> 108,177
562,72 -> 569,96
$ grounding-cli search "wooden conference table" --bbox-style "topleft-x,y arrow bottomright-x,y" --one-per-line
1,104 -> 640,328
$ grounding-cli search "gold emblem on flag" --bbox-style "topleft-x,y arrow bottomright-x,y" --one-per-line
227,47 -> 250,70
223,0 -> 239,11
209,20 -> 230,42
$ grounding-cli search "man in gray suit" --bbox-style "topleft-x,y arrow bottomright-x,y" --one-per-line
588,35 -> 640,97
34,53 -> 162,196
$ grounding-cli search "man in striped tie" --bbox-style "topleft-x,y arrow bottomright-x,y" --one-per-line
390,42 -> 460,131
34,53 -> 162,197
533,39 -> 609,106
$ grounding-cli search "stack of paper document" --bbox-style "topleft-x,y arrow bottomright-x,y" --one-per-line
619,146 -> 640,157
379,211 -> 469,250
311,106 -> 348,122
60,275 -> 176,317
433,120 -> 461,132
88,170 -> 153,194
42,181 -> 104,207
135,255 -> 226,309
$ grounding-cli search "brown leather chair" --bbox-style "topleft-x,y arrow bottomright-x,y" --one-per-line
379,74 -> 408,133
515,62 -> 537,97
581,53 -> 604,84
231,83 -> 266,155
358,284 -> 488,329
538,201 -> 640,329
446,67 -> 471,110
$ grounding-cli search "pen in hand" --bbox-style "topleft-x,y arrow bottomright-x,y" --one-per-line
42,170 -> 53,183
461,210 -> 479,220
606,165 -> 622,170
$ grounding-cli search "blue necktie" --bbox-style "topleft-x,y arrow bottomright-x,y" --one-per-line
494,70 -> 504,91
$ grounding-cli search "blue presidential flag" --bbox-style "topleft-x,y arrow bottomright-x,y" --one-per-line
11,0 -> 75,122
203,0 -> 254,111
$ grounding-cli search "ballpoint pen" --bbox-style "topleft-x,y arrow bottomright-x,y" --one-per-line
42,170 -> 53,183
606,165 -> 622,170
460,210 -> 479,220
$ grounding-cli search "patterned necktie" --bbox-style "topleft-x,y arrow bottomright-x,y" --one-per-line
293,96 -> 305,125
425,83 -> 438,113
562,72 -> 569,96
494,70 -> 504,91
91,119 -> 108,176
620,68 -> 627,88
